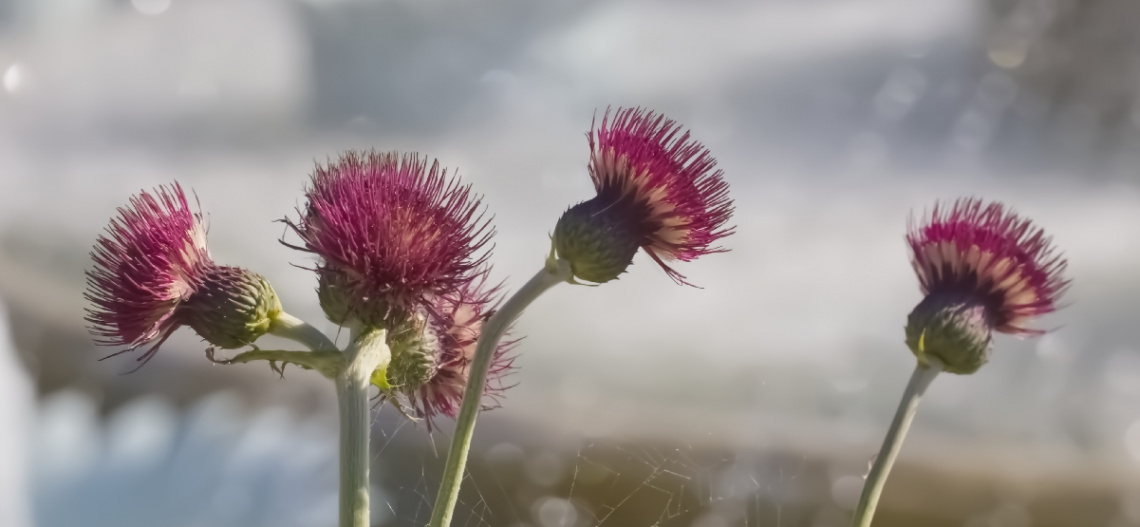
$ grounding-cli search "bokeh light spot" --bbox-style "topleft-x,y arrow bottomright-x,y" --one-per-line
132,0 -> 172,15
3,63 -> 23,94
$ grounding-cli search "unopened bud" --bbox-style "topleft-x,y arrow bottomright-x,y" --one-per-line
553,195 -> 646,284
184,266 -> 282,349
317,270 -> 354,325
904,291 -> 993,375
373,316 -> 437,391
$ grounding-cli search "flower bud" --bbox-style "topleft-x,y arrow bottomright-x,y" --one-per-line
377,317 -> 438,391
183,266 -> 282,349
904,292 -> 993,374
316,270 -> 355,325
553,195 -> 645,283
369,277 -> 514,427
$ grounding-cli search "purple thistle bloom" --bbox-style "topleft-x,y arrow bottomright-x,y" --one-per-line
410,277 -> 514,426
553,107 -> 735,285
904,198 -> 1069,374
286,150 -> 492,327
86,183 -> 209,362
378,275 -> 514,428
85,184 -> 281,366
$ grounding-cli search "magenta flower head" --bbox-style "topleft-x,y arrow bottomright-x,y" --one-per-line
552,107 -> 735,285
904,198 -> 1069,374
85,183 -> 283,366
286,150 -> 492,328
374,275 -> 513,427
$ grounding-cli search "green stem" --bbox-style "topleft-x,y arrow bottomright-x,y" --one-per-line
269,311 -> 337,351
428,258 -> 572,527
849,359 -> 942,527
214,348 -> 344,379
336,328 -> 391,527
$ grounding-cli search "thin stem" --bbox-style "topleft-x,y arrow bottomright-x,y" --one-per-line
269,311 -> 337,351
336,328 -> 391,527
210,348 -> 344,379
428,259 -> 572,527
849,359 -> 942,527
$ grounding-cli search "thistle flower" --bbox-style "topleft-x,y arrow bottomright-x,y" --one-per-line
286,150 -> 492,328
904,198 -> 1069,374
375,276 -> 513,427
850,199 -> 1070,526
552,107 -> 734,285
85,184 -> 282,366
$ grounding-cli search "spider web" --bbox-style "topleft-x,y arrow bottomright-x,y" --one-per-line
368,408 -> 831,527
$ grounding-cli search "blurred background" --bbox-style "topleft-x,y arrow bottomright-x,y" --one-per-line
1,0 -> 1139,525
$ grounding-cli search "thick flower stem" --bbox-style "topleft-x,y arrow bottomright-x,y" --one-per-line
849,358 -> 942,527
269,311 -> 337,351
428,258 -> 572,527
336,328 -> 391,527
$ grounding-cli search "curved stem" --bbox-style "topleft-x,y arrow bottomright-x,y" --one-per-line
428,259 -> 572,527
849,359 -> 942,527
269,311 -> 337,351
337,328 -> 391,527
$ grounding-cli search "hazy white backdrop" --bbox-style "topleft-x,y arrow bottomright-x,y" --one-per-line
2,0 -> 1140,526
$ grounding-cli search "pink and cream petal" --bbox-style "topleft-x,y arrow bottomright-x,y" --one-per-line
906,198 -> 1068,336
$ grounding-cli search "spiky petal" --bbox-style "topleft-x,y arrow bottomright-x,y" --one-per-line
85,183 -> 211,364
286,150 -> 493,328
907,198 -> 1069,334
904,198 -> 1069,374
85,183 -> 281,366
554,107 -> 735,285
